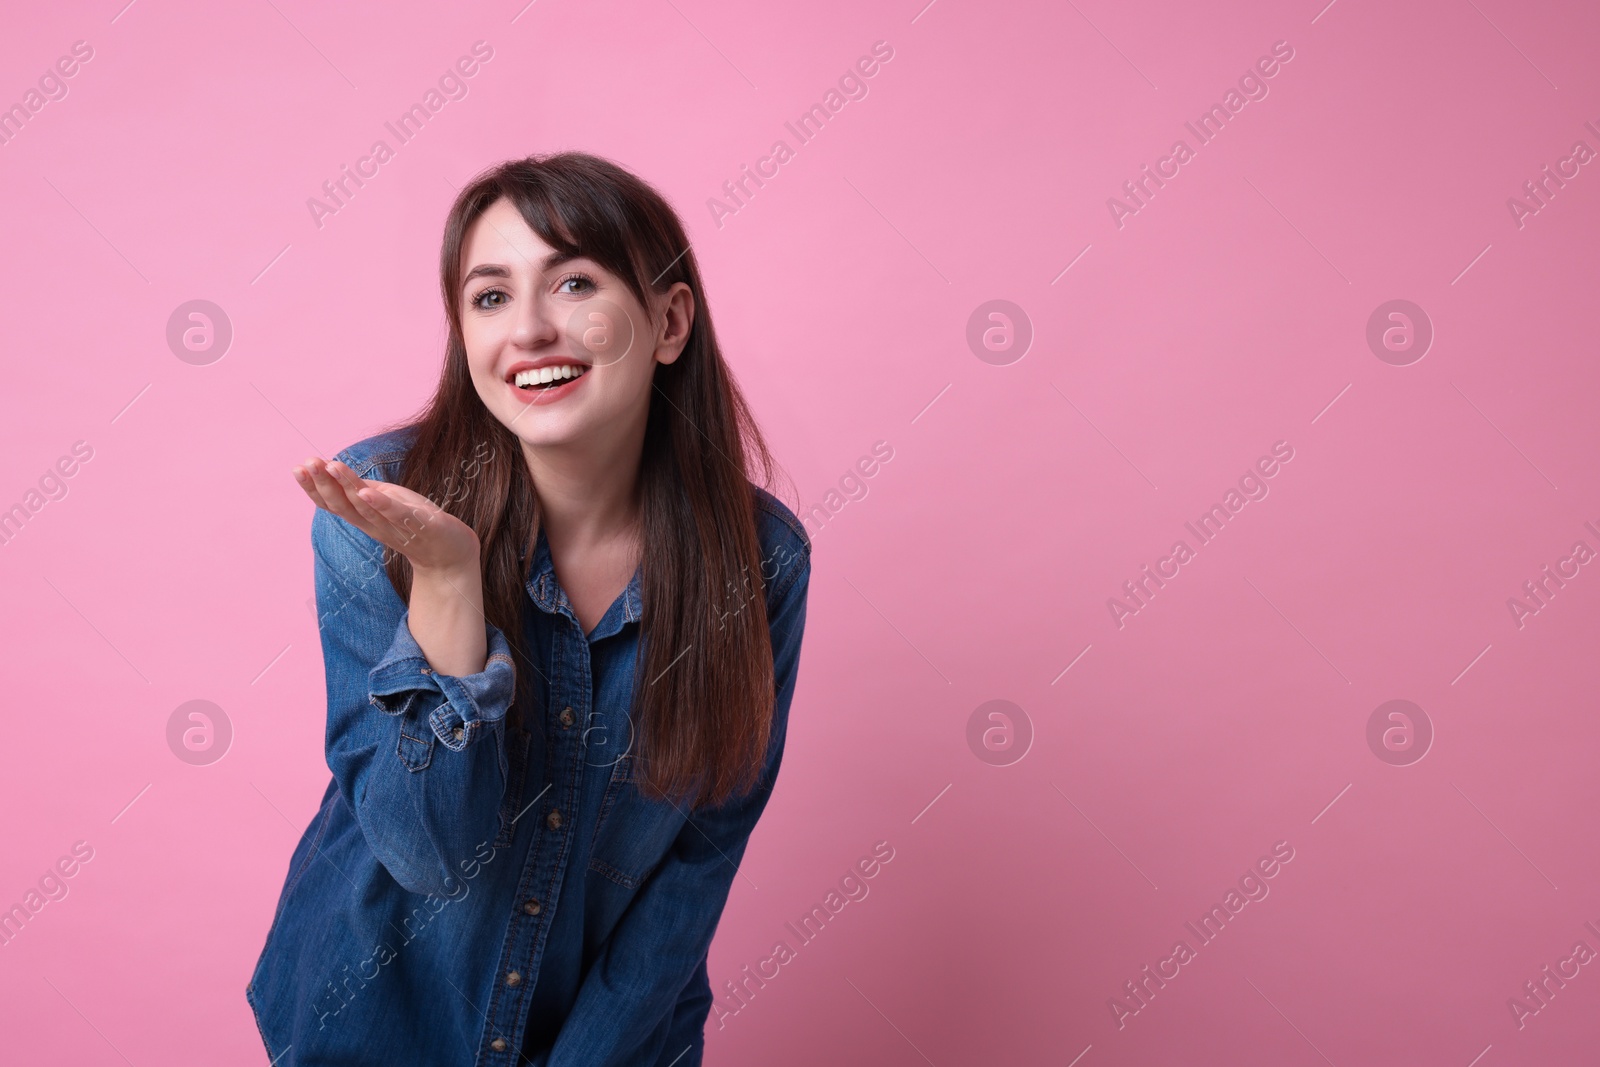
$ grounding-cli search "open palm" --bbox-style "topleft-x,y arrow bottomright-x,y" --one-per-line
293,457 -> 480,574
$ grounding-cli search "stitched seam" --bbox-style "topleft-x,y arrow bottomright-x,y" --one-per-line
751,487 -> 810,551
591,780 -> 620,844
244,982 -> 280,1063
281,797 -> 334,904
397,725 -> 432,771
494,726 -> 529,849
369,657 -> 434,691
587,857 -> 638,889
339,441 -> 412,479
769,555 -> 811,608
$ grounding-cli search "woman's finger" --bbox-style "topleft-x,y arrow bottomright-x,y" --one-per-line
356,481 -> 480,573
352,480 -> 435,548
294,460 -> 345,513
294,459 -> 423,568
324,462 -> 408,541
323,463 -> 432,558
304,459 -> 374,532
296,458 -> 464,568
291,464 -> 322,505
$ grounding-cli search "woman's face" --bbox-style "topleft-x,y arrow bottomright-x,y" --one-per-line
458,196 -> 692,452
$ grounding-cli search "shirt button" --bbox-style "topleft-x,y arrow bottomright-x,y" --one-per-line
546,809 -> 562,830
522,898 -> 541,915
559,707 -> 575,728
491,1038 -> 507,1051
452,726 -> 465,742
506,971 -> 522,986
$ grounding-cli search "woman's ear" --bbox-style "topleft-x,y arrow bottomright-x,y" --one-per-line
654,283 -> 695,366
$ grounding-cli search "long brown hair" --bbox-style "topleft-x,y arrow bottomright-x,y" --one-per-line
380,152 -> 782,811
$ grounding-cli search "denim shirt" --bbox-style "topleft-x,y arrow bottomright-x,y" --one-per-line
246,426 -> 812,1066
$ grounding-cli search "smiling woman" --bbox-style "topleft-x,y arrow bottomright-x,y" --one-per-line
247,152 -> 813,1067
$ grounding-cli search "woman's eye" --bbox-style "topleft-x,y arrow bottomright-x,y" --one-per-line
472,288 -> 508,310
556,273 -> 595,295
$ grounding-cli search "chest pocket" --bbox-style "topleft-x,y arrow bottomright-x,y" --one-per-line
588,753 -> 686,890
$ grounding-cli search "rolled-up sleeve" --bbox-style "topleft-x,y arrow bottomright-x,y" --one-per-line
311,492 -> 518,898
545,552 -> 811,1067
366,607 -> 517,751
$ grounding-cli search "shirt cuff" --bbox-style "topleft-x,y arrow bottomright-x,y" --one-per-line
366,610 -> 517,751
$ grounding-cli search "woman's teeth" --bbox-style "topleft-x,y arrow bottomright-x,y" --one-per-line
514,365 -> 586,389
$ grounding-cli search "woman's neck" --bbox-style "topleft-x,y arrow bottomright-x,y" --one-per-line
521,429 -> 644,556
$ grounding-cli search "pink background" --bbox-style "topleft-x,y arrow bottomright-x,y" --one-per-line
3,0 -> 1599,1063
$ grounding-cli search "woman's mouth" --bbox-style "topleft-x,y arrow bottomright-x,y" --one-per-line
508,363 -> 589,405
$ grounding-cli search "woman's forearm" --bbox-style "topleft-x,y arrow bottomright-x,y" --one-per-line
406,557 -> 490,678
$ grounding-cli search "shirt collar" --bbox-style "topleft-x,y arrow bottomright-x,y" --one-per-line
522,524 -> 643,635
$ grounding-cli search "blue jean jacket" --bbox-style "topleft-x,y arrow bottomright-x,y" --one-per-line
246,427 -> 812,1066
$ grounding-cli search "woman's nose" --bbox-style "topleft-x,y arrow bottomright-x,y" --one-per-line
512,291 -> 560,346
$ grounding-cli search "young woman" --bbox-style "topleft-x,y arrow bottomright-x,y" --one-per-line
246,152 -> 812,1066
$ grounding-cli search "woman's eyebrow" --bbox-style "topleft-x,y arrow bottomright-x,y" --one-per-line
461,263 -> 510,289
462,251 -> 583,290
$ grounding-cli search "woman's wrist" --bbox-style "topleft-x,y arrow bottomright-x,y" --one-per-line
410,552 -> 482,587
407,556 -> 489,677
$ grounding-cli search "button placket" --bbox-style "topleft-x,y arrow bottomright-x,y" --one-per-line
487,597 -> 588,1056
475,553 -> 589,1063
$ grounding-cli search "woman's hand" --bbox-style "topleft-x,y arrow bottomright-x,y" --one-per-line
295,456 -> 490,678
293,457 -> 480,576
